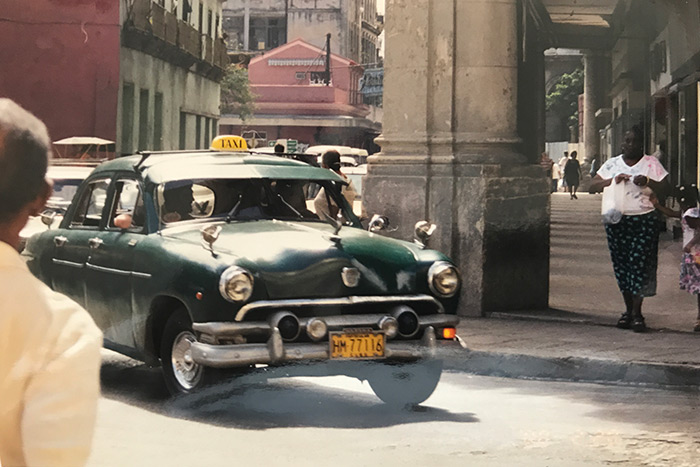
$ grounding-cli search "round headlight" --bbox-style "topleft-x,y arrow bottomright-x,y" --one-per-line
428,262 -> 460,297
219,266 -> 254,303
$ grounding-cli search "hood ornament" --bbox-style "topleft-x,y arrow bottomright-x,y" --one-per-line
414,221 -> 437,249
200,224 -> 222,255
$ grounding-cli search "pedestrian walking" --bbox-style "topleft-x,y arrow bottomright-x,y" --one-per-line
0,98 -> 102,466
558,151 -> 569,192
539,152 -> 554,190
589,125 -> 670,332
552,161 -> 561,193
314,150 -> 357,221
589,155 -> 600,178
652,185 -> 700,332
564,151 -> 582,199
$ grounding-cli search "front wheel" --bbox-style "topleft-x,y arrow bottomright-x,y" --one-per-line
160,309 -> 208,395
367,360 -> 443,407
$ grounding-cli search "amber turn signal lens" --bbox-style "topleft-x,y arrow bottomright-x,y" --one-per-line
195,292 -> 203,300
442,327 -> 456,339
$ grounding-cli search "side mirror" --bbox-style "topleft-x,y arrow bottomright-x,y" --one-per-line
368,214 -> 395,233
414,221 -> 437,248
40,210 -> 56,229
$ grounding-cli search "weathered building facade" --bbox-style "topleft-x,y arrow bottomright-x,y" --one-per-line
0,0 -> 227,154
222,0 -> 380,64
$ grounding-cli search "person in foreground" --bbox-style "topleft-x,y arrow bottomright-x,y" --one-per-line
589,125 -> 670,332
0,98 -> 103,466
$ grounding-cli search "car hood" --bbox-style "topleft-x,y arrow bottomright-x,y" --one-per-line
162,221 -> 433,298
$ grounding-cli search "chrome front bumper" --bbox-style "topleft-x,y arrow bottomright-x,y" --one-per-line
190,326 -> 458,368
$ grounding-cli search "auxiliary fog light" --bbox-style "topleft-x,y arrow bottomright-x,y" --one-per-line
378,316 -> 399,339
391,306 -> 420,338
270,312 -> 301,341
306,318 -> 328,341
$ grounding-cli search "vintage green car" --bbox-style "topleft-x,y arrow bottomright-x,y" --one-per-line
24,149 -> 462,406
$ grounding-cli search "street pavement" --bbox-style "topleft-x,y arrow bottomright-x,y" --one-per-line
449,192 -> 700,387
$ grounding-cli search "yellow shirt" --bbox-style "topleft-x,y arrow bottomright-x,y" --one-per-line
0,242 -> 102,467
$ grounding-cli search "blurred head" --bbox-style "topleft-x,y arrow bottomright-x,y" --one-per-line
674,184 -> 699,210
570,151 -> 577,160
321,150 -> 341,172
622,125 -> 644,159
541,152 -> 549,160
0,99 -> 52,244
274,143 -> 284,154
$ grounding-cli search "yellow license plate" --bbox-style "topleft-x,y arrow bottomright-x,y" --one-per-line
329,331 -> 385,359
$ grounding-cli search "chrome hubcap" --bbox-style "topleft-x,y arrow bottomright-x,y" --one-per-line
171,331 -> 203,390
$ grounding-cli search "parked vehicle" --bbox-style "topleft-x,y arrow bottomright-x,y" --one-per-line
18,162 -> 97,251
24,142 -> 461,406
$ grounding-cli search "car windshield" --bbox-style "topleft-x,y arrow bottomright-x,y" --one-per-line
47,178 -> 82,209
156,178 -> 357,225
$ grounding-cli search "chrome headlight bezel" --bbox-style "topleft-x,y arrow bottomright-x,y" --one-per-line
219,266 -> 254,303
428,261 -> 461,298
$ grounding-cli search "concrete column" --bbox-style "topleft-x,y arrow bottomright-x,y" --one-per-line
583,52 -> 609,164
364,0 -> 549,316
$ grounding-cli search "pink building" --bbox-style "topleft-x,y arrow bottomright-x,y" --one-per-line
219,39 -> 381,151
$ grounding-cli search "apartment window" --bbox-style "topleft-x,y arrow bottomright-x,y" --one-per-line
195,115 -> 202,149
249,17 -> 286,51
208,9 -> 213,37
121,83 -> 134,154
295,72 -> 306,80
138,89 -> 149,150
310,72 -> 330,86
179,112 -> 187,149
154,93 -> 163,151
181,0 -> 192,21
198,2 -> 203,32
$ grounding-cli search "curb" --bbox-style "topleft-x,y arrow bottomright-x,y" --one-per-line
440,349 -> 700,388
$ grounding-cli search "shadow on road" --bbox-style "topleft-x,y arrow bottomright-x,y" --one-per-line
99,356 -> 479,430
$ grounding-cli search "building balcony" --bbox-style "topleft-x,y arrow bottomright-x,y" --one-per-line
121,0 -> 226,81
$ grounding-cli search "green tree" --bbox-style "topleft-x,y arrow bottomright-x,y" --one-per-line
546,68 -> 583,128
220,65 -> 256,120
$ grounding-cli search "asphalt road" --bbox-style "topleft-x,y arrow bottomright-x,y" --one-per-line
89,351 -> 700,466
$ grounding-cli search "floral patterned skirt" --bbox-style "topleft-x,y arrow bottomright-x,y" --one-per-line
679,253 -> 700,295
604,213 -> 660,297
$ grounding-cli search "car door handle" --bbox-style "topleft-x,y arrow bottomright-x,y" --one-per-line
54,236 -> 68,247
88,237 -> 103,249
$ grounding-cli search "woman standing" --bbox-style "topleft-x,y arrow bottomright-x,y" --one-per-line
589,126 -> 670,332
564,151 -> 582,199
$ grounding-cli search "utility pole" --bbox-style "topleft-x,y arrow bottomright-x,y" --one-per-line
325,33 -> 331,86
243,0 -> 250,51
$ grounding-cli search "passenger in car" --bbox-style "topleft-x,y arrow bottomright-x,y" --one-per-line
161,182 -> 194,223
314,150 -> 357,221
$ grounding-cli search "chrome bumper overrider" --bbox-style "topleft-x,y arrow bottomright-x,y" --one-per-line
190,326 -> 458,368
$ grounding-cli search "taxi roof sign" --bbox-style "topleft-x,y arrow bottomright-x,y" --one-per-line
210,135 -> 248,152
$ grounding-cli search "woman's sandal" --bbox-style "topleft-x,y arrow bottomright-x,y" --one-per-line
616,312 -> 632,329
631,317 -> 647,333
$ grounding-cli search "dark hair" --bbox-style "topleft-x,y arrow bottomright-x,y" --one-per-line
322,150 -> 341,172
674,184 -> 699,207
570,151 -> 577,158
629,124 -> 644,142
274,143 -> 284,153
0,99 -> 51,221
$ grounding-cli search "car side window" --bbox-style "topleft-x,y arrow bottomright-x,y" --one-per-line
108,179 -> 144,232
70,178 -> 111,228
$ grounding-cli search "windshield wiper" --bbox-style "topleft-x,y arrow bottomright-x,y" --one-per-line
225,194 -> 243,223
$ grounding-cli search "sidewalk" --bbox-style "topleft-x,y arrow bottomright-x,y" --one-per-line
447,193 -> 700,387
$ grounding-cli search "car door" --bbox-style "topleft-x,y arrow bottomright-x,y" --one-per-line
85,177 -> 146,347
51,177 -> 111,313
